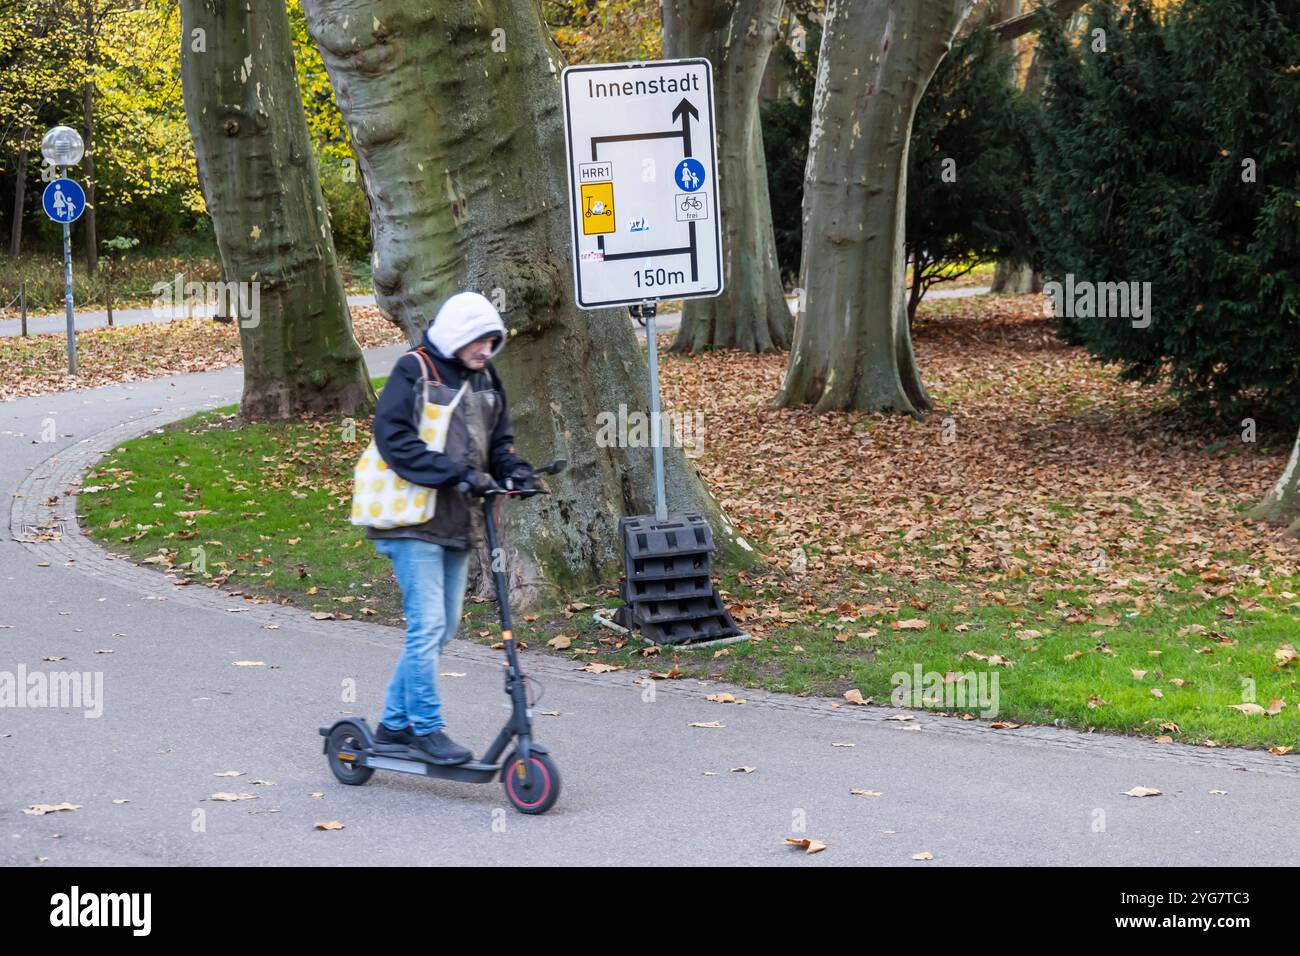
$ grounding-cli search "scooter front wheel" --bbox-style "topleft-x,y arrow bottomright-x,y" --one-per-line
502,751 -> 560,814
327,723 -> 375,786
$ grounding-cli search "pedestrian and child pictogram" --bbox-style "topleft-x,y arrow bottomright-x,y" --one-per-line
42,177 -> 86,223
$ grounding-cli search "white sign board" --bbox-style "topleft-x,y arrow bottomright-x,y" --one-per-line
561,58 -> 723,310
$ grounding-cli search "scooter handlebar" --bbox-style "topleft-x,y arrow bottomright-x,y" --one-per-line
455,459 -> 566,497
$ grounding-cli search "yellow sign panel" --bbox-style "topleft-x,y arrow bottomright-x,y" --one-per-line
580,182 -> 615,235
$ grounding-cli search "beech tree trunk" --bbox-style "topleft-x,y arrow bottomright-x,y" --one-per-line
990,258 -> 1041,293
1251,429 -> 1300,536
988,0 -> 1046,294
775,0 -> 972,415
301,0 -> 757,607
179,0 -> 373,421
663,0 -> 791,354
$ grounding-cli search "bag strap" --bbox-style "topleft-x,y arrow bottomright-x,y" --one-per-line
406,347 -> 441,386
446,379 -> 471,411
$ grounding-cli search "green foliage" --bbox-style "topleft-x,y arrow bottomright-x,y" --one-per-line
1,0 -> 366,258
0,0 -> 204,253
287,0 -> 352,166
1026,0 -> 1300,423
0,0 -> 83,145
905,18 -> 1035,317
544,0 -> 662,64
317,148 -> 371,263
91,1 -> 205,231
101,235 -> 138,254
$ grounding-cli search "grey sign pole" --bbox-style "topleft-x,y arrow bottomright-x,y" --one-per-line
633,301 -> 667,522
61,169 -> 76,374
41,128 -> 84,375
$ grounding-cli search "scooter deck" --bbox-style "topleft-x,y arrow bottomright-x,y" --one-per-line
365,750 -> 501,781
320,724 -> 503,778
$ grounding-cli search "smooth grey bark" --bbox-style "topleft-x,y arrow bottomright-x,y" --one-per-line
302,0 -> 758,608
1251,430 -> 1300,535
664,0 -> 792,354
179,0 -> 373,421
775,0 -> 972,415
988,0 -> 1059,294
990,258 -> 1042,292
989,0 -> 1026,293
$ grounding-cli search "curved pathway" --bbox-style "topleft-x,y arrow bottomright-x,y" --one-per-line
1,346 -> 1294,865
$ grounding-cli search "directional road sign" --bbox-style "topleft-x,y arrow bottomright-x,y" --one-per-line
561,59 -> 723,310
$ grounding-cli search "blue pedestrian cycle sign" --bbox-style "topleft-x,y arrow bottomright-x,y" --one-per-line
43,178 -> 86,223
674,158 -> 705,192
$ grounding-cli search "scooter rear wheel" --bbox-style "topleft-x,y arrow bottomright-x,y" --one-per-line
502,751 -> 560,814
327,723 -> 375,786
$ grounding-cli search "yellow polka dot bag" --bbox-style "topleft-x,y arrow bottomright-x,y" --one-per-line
351,350 -> 469,529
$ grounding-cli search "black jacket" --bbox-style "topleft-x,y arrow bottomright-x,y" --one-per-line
366,346 -> 525,548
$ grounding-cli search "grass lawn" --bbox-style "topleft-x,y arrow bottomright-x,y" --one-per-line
79,296 -> 1300,751
906,259 -> 998,291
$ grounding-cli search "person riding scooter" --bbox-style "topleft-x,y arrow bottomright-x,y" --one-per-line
367,291 -> 534,765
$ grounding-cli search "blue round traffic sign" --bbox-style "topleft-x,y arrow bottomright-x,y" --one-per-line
674,158 -> 706,193
43,178 -> 86,223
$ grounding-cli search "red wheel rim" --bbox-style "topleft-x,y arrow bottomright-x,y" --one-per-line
507,757 -> 551,808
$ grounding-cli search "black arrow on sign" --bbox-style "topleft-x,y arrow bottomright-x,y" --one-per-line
672,97 -> 699,157
584,96 -> 703,282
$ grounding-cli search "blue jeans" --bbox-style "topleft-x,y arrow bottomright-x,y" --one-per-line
374,538 -> 472,735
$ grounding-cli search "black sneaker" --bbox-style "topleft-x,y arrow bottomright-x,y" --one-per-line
409,729 -> 473,765
374,722 -> 414,747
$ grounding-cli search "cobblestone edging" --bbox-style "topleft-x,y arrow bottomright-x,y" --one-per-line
9,403 -> 1297,779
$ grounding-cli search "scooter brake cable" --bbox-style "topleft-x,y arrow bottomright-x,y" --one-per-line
524,673 -> 544,707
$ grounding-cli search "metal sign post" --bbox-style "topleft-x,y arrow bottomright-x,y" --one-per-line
630,301 -> 667,521
61,177 -> 76,374
40,127 -> 86,375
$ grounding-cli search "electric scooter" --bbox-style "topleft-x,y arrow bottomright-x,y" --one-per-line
319,460 -> 567,815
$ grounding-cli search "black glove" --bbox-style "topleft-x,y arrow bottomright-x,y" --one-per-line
504,462 -> 536,492
460,469 -> 499,497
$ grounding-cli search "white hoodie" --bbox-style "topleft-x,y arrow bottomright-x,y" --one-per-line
423,291 -> 506,360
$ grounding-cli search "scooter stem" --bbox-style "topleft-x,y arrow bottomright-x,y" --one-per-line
481,498 -> 516,646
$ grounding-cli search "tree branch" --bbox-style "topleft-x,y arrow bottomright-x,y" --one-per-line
990,0 -> 1088,41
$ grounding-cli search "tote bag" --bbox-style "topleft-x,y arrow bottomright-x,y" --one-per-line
351,350 -> 469,529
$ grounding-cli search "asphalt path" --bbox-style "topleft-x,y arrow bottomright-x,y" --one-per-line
3,344 -> 1294,866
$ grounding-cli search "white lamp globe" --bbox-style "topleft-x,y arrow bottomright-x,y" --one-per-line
41,126 -> 85,167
